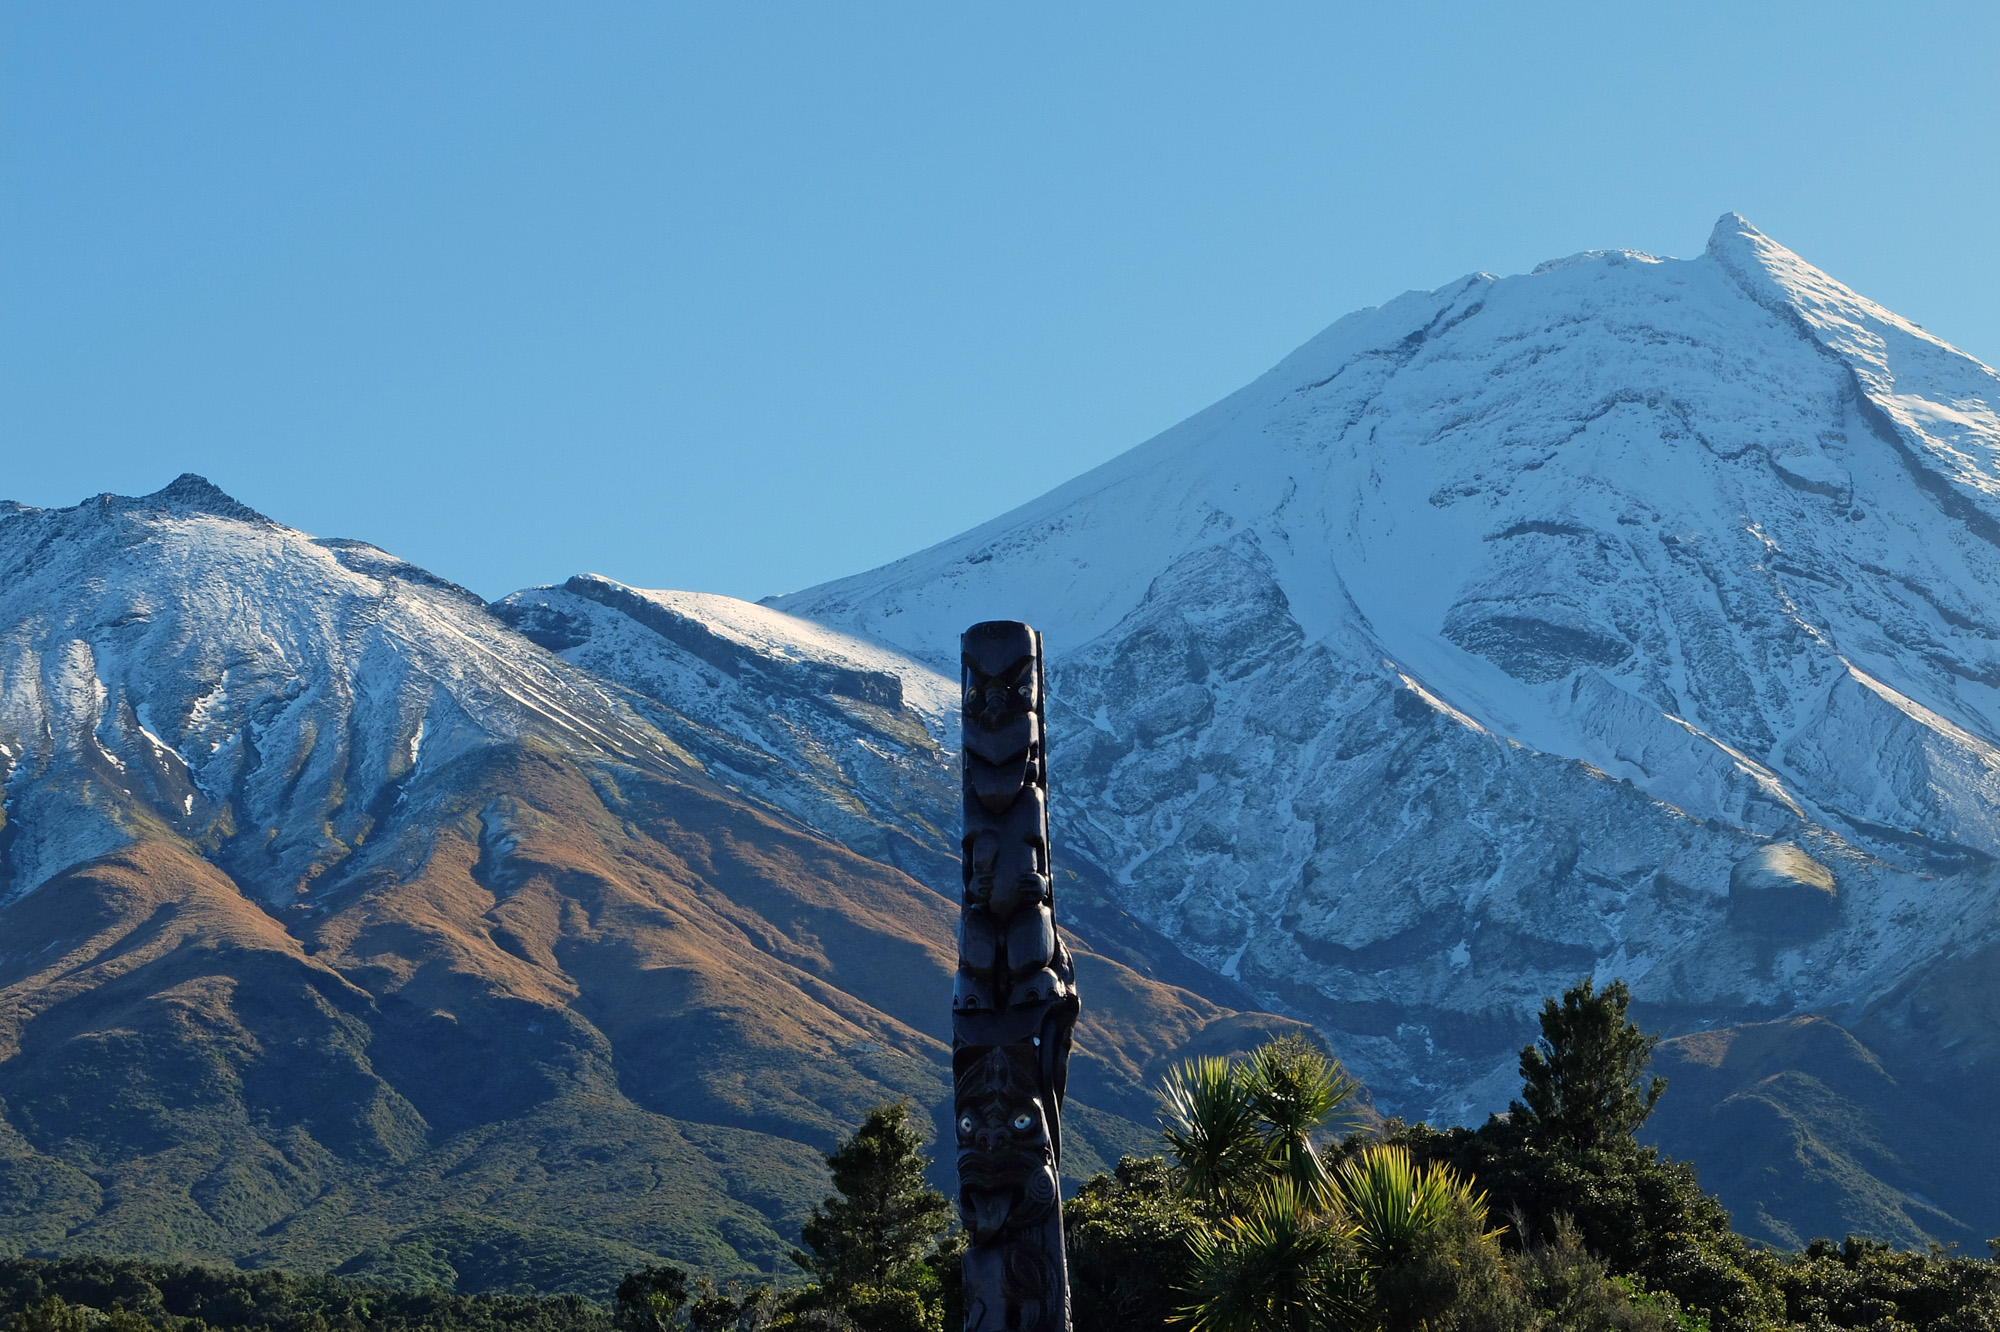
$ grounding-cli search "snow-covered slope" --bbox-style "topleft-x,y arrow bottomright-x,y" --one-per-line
487,575 -> 1246,1004
0,476 -> 685,907
770,215 -> 2000,1134
492,574 -> 961,881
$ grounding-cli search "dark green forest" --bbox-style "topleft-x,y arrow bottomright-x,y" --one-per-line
5,980 -> 1995,1332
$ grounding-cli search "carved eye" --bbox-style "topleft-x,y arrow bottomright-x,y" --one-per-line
1010,1111 -> 1034,1131
1016,684 -> 1031,697
958,1115 -> 977,1134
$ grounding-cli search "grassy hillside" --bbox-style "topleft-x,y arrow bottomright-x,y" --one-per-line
1645,1013 -> 2000,1251
0,741 -> 1304,1291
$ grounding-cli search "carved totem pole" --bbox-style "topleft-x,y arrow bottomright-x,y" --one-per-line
954,621 -> 1079,1332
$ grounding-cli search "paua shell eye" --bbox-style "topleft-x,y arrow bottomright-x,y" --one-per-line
1010,1111 -> 1034,1131
959,1114 -> 977,1134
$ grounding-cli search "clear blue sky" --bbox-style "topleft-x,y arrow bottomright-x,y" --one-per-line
5,3 -> 1996,602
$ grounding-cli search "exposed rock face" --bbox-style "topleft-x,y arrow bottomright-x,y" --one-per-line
1728,843 -> 1839,940
768,216 -> 2000,1243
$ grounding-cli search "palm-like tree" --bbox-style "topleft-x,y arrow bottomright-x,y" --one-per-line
1244,1038 -> 1359,1198
1328,1143 -> 1496,1271
1176,1180 -> 1365,1332
1166,1042 -> 1497,1332
1328,1144 -> 1507,1332
1160,1055 -> 1268,1210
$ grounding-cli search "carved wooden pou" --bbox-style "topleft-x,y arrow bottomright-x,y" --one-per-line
955,621 -> 1078,1332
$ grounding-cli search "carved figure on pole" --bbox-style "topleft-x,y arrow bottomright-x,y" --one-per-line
954,621 -> 1078,1332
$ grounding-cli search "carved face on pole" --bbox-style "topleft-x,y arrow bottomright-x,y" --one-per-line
954,1045 -> 1060,1244
963,650 -> 1038,732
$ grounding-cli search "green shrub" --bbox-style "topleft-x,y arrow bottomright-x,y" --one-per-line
793,1103 -> 950,1298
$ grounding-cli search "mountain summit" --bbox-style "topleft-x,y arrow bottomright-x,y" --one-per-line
772,215 -> 2000,1246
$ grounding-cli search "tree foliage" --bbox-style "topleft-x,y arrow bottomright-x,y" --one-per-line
1510,1216 -> 1688,1332
1245,1037 -> 1359,1198
1178,1180 -> 1364,1332
614,1268 -> 688,1332
1158,1036 -> 1358,1215
1329,1144 -> 1494,1273
1071,995 -> 2000,1332
793,1101 -> 952,1296
1064,1158 -> 1204,1332
1773,1236 -> 2000,1331
1158,1056 -> 1268,1211
1150,1039 -> 1502,1332
0,1256 -> 618,1332
1512,977 -> 1666,1153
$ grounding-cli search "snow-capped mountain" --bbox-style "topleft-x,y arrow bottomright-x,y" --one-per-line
766,215 -> 2000,1237
0,477 -> 1294,1284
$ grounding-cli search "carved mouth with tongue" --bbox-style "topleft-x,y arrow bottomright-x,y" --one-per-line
961,1184 -> 1018,1243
